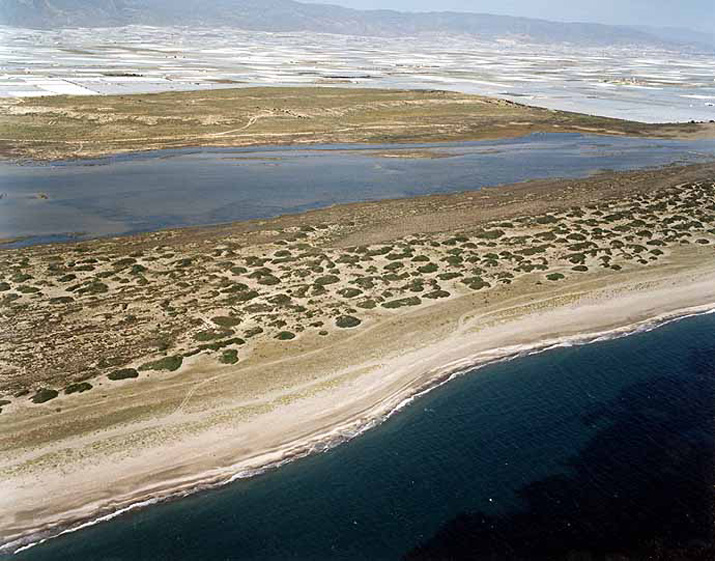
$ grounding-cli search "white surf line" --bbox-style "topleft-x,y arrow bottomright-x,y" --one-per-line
9,300 -> 715,556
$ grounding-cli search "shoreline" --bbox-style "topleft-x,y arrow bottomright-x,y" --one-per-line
2,87 -> 714,163
2,164 -> 715,555
4,266 -> 715,555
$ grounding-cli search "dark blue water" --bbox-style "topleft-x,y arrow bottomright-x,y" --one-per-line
14,313 -> 715,560
2,133 -> 715,246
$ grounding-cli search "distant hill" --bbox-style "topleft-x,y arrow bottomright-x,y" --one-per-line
0,0 -> 711,50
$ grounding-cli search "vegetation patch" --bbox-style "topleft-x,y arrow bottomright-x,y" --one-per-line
139,356 -> 184,372
31,388 -> 59,404
220,350 -> 239,365
108,368 -> 139,381
382,296 -> 422,309
194,329 -> 234,342
211,316 -> 241,328
314,275 -> 340,286
336,315 -> 362,329
65,382 -> 93,395
276,331 -> 296,340
338,288 -> 362,298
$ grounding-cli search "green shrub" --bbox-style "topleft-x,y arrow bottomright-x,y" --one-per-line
220,350 -> 239,365
338,288 -> 362,298
418,263 -> 438,274
0,282 -> 10,292
424,290 -> 450,299
31,388 -> 58,404
108,368 -> 139,381
212,316 -> 241,328
546,273 -> 565,281
77,282 -> 109,295
113,258 -> 137,269
139,356 -> 183,372
314,275 -> 340,286
257,275 -> 281,286
194,329 -> 234,342
17,285 -> 39,294
50,296 -> 75,305
65,382 -> 93,395
244,327 -> 264,338
336,315 -> 361,328
196,338 -> 245,352
382,296 -> 422,309
357,299 -> 377,309
276,331 -> 296,340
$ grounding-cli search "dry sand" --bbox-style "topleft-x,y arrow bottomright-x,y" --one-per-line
2,248 -> 715,553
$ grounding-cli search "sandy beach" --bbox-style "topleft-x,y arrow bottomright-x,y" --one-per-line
2,163 -> 715,552
2,246 -> 715,553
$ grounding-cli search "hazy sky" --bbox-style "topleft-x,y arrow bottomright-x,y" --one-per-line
304,0 -> 715,32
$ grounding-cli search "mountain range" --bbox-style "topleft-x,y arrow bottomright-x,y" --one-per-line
1,0 -> 712,50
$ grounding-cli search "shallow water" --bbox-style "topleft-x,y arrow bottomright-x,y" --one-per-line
2,133 -> 715,247
13,313 -> 715,560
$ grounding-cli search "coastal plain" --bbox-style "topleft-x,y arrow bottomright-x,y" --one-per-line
2,87 -> 714,162
1,159 -> 715,551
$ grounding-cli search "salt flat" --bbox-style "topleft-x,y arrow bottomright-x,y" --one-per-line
0,25 -> 713,122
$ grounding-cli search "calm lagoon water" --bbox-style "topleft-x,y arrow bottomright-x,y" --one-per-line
14,313 -> 715,560
2,133 -> 715,246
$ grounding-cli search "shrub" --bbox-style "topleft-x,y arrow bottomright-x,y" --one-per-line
113,258 -> 136,269
244,327 -> 264,338
65,382 -> 93,395
194,329 -> 234,342
77,282 -> 109,295
50,296 -> 75,305
546,273 -> 565,281
338,288 -> 362,298
139,356 -> 183,372
0,282 -> 10,292
418,263 -> 438,274
212,316 -> 241,328
31,388 -> 58,404
108,368 -> 139,380
336,315 -> 361,328
382,297 -> 421,309
258,275 -> 281,286
314,275 -> 340,286
357,299 -> 377,309
424,290 -> 450,299
276,331 -> 296,340
17,285 -> 40,294
220,350 -> 239,365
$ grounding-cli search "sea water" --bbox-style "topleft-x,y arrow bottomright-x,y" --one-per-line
13,312 -> 715,560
